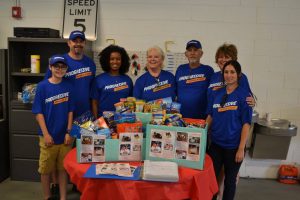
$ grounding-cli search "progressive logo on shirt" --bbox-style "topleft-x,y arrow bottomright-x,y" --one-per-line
213,101 -> 238,112
209,82 -> 224,91
143,80 -> 171,92
104,82 -> 128,92
65,67 -> 92,79
178,74 -> 206,84
45,92 -> 69,105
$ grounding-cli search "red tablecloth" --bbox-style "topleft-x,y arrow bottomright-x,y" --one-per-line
64,148 -> 218,200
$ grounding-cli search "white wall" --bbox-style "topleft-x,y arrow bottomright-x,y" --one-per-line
1,0 -> 300,178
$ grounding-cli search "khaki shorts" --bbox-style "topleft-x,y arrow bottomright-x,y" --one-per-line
38,136 -> 72,174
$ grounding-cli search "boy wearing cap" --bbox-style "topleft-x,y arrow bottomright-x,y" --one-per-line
175,40 -> 214,119
33,55 -> 74,200
45,30 -> 96,118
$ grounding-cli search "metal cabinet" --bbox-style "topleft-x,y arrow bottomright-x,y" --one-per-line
10,109 -> 39,133
0,49 -> 9,183
11,159 -> 40,181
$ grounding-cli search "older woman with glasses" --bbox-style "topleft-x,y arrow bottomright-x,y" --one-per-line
206,60 -> 253,200
133,46 -> 176,102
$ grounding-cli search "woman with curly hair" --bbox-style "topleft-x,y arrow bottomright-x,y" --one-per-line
90,45 -> 133,118
208,43 -> 255,105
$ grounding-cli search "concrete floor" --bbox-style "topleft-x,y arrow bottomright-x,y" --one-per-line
0,178 -> 299,200
236,178 -> 300,200
0,179 -> 80,200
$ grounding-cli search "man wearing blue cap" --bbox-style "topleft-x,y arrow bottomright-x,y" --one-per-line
33,55 -> 75,200
65,30 -> 96,117
175,40 -> 214,119
45,30 -> 96,197
45,30 -> 96,118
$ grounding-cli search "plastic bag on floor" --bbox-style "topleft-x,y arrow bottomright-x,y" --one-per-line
278,164 -> 299,184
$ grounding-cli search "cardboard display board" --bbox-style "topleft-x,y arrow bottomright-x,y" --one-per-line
135,112 -> 152,134
76,137 -> 146,163
135,112 -> 172,135
145,124 -> 207,170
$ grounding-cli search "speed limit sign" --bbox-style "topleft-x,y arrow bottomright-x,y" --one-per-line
62,0 -> 98,41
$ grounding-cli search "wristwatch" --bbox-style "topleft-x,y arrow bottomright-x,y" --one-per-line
66,129 -> 71,135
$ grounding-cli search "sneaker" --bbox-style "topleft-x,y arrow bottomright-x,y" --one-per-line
72,184 -> 80,193
50,184 -> 60,200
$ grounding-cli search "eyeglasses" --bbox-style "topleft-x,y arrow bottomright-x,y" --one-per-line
53,63 -> 67,70
220,93 -> 228,107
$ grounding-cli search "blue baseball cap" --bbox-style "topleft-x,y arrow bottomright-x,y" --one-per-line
69,30 -> 85,41
186,40 -> 202,49
49,55 -> 67,66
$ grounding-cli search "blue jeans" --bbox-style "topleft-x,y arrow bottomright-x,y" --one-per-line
208,143 -> 243,200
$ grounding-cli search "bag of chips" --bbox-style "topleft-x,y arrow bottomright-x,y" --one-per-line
21,83 -> 37,103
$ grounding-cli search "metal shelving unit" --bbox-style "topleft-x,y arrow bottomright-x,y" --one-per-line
0,49 -> 9,182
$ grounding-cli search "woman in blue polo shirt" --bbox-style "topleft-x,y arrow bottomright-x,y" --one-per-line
133,46 -> 176,102
90,45 -> 133,117
208,43 -> 256,200
206,60 -> 252,200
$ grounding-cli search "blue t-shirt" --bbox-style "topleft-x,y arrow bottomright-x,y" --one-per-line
45,54 -> 96,118
207,86 -> 253,149
207,71 -> 252,100
175,63 -> 214,119
90,72 -> 133,116
32,79 -> 75,144
133,70 -> 176,102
